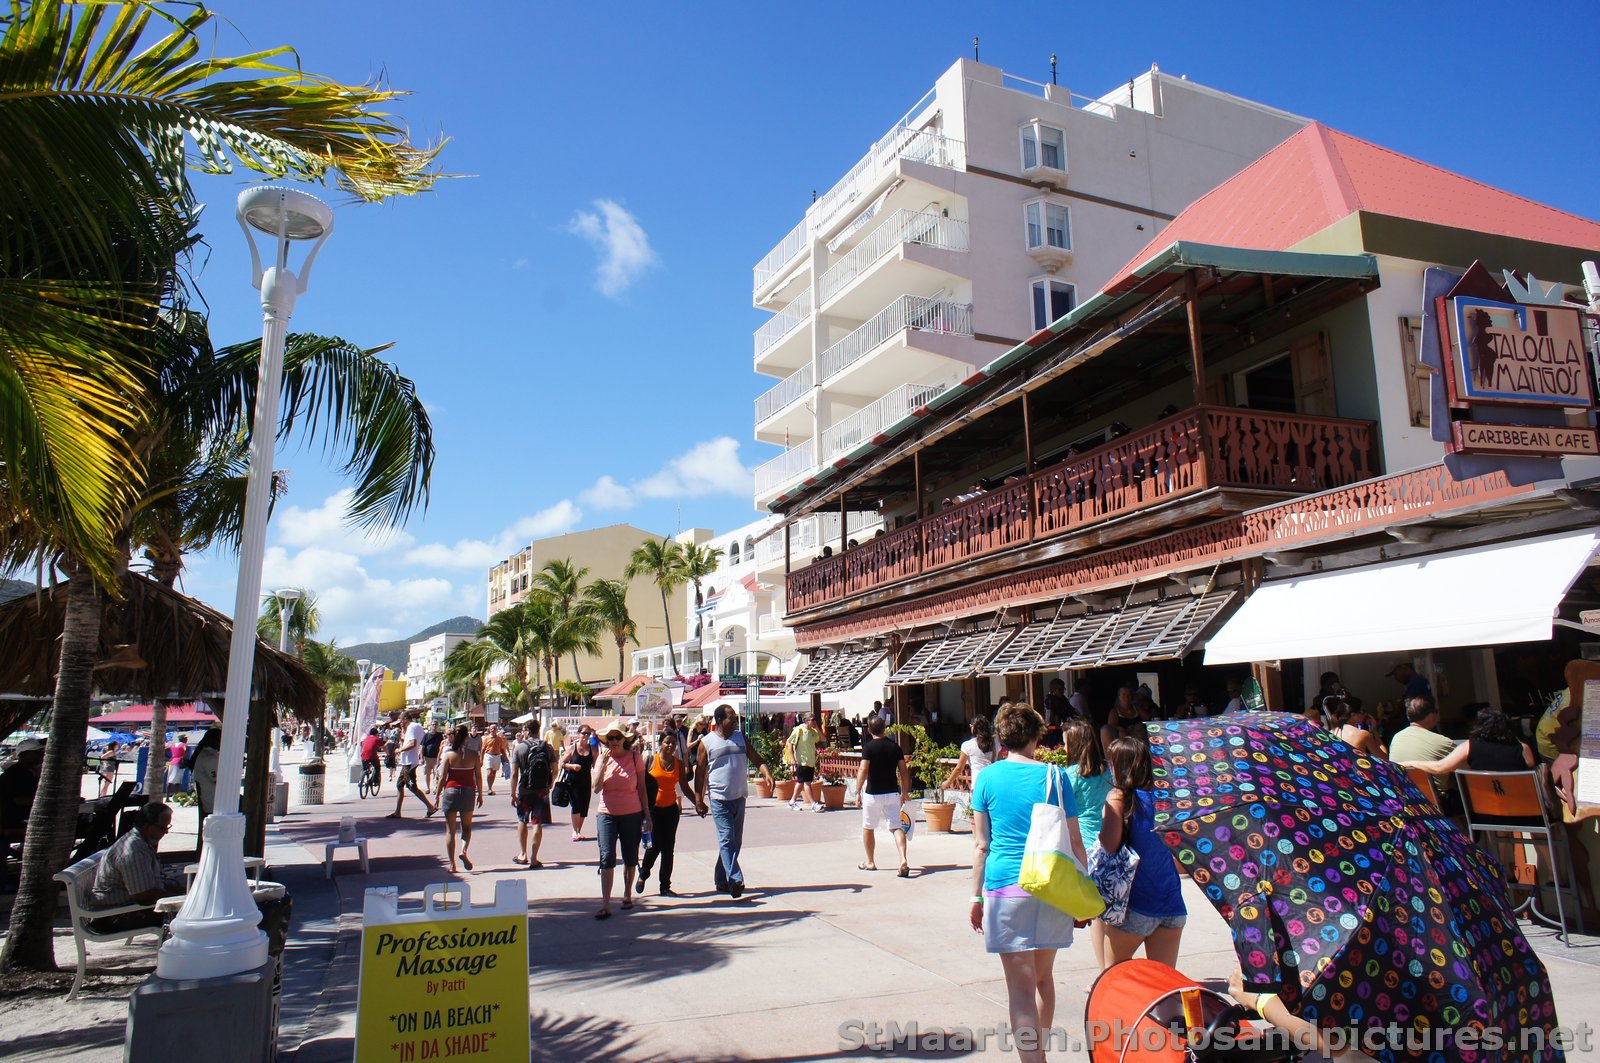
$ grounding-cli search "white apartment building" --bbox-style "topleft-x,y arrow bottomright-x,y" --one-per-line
631,517 -> 887,717
405,631 -> 477,706
751,59 -> 1308,511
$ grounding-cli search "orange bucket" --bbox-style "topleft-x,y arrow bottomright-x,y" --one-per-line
1085,959 -> 1233,1063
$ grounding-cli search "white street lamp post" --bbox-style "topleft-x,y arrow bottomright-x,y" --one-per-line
157,188 -> 332,980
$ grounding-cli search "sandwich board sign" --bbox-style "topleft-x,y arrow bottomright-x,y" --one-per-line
635,681 -> 672,720
355,879 -> 529,1062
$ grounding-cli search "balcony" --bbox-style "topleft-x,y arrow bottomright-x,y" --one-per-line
820,379 -> 956,461
753,288 -> 812,373
754,364 -> 815,444
754,440 -> 818,503
820,295 -> 972,395
754,511 -> 881,568
752,119 -> 966,306
787,405 -> 1377,613
818,210 -> 969,314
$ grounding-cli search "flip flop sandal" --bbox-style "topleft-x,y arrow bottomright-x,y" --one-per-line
460,854 -> 473,871
594,909 -> 610,920
511,856 -> 529,865
621,900 -> 633,910
897,866 -> 911,878
858,863 -> 878,871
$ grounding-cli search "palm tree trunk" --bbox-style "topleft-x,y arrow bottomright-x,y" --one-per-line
0,574 -> 103,972
615,635 -> 626,683
660,589 -> 679,677
145,699 -> 168,798
570,651 -> 583,686
693,579 -> 705,675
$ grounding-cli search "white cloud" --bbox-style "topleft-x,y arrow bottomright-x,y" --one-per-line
260,545 -> 481,644
578,475 -> 632,510
402,500 -> 584,570
511,256 -> 530,270
567,199 -> 657,298
273,489 -> 414,556
632,436 -> 752,500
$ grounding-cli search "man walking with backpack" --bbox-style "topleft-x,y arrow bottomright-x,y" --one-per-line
510,721 -> 556,868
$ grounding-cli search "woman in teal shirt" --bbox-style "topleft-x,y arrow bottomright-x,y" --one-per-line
1060,717 -> 1112,969
970,704 -> 1088,1063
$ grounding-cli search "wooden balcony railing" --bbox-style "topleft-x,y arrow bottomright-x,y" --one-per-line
787,404 -> 1375,613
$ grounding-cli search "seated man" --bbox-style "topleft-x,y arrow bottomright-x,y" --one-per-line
1388,695 -> 1460,814
86,802 -> 183,933
0,738 -> 45,842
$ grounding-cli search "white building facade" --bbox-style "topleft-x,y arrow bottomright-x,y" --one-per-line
405,632 -> 476,707
751,59 -> 1308,511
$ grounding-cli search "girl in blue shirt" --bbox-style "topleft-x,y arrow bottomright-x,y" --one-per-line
1061,717 -> 1112,969
970,704 -> 1088,1063
1099,736 -> 1186,968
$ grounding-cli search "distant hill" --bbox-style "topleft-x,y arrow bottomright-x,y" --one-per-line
341,615 -> 482,676
0,578 -> 36,607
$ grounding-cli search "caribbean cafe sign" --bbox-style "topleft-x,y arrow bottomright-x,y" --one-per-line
1435,263 -> 1600,457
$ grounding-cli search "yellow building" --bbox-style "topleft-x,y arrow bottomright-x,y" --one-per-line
486,523 -> 700,685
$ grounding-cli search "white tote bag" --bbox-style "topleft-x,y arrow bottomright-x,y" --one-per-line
1018,765 -> 1105,919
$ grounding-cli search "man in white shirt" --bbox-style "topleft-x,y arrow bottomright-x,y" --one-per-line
387,710 -> 437,819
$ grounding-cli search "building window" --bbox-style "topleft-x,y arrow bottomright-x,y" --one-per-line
1021,122 -> 1066,172
1024,200 -> 1070,251
729,541 -> 740,564
1030,279 -> 1077,329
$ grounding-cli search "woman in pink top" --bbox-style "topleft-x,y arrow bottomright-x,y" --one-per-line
591,727 -> 653,919
165,734 -> 189,794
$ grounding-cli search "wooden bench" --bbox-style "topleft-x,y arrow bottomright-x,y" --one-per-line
53,850 -> 163,1001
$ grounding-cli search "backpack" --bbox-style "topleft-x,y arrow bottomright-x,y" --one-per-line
517,741 -> 553,801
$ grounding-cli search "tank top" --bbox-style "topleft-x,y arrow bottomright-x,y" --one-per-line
649,754 -> 682,807
444,766 -> 476,789
1466,738 -> 1528,772
1126,790 -> 1185,918
597,748 -> 644,815
701,730 -> 748,802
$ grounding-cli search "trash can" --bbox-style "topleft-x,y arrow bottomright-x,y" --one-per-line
271,779 -> 289,820
295,761 -> 325,806
254,883 -> 293,1062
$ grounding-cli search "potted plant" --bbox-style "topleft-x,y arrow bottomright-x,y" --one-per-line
888,725 -> 961,832
817,771 -> 848,810
750,729 -> 788,799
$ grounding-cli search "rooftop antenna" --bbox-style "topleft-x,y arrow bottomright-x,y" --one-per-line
973,35 -> 979,61
1050,54 -> 1058,85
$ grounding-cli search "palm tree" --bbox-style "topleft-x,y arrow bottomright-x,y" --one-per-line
301,639 -> 357,722
440,639 -> 488,716
0,0 -> 443,972
456,609 -> 538,716
680,541 -> 725,673
532,558 -> 591,685
624,539 -> 688,677
517,592 -> 601,711
584,578 -> 637,682
1,0 -> 443,591
257,589 -> 322,656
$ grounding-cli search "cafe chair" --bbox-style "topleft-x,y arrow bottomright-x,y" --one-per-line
1456,769 -> 1583,944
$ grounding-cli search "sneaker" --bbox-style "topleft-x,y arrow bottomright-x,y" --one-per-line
813,803 -> 825,812
729,881 -> 744,899
787,800 -> 800,811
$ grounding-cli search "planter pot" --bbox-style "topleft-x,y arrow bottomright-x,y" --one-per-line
922,801 -> 956,833
819,784 -> 846,810
774,780 -> 797,802
754,777 -> 775,799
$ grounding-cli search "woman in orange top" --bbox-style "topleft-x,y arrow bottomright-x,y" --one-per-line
637,729 -> 687,897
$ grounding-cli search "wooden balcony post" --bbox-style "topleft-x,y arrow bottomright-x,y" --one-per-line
914,450 -> 924,519
1022,391 -> 1035,472
784,522 -> 792,575
839,494 -> 848,551
1184,271 -> 1206,405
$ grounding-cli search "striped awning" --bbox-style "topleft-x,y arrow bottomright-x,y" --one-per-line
975,591 -> 1239,675
784,648 -> 886,696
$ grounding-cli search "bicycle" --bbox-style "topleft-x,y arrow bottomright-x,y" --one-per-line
358,759 -> 382,798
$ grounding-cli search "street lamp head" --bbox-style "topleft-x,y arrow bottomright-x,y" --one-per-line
357,658 -> 372,673
274,588 -> 301,604
237,186 -> 333,241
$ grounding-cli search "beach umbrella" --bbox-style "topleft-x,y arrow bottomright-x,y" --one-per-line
1147,713 -> 1560,1063
84,726 -> 112,742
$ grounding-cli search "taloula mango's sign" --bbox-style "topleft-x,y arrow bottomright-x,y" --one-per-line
1448,296 -> 1593,406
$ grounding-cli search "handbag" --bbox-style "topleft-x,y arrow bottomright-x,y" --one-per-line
550,771 -> 572,808
1018,765 -> 1106,919
1087,840 -> 1140,925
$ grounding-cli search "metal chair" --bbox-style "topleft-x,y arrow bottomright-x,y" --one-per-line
1404,767 -> 1441,809
1456,769 -> 1583,944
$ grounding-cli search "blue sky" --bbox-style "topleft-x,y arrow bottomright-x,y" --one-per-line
177,1 -> 1599,644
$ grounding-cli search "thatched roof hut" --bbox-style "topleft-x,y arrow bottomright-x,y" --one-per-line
0,573 -> 324,741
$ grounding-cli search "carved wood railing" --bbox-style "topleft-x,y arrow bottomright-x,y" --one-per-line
787,404 -> 1378,614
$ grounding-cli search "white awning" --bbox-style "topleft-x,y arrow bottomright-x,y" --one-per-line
1203,528 -> 1600,665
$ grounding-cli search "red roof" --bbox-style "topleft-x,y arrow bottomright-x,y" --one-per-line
1110,123 -> 1600,292
593,674 -> 652,699
680,682 -> 725,709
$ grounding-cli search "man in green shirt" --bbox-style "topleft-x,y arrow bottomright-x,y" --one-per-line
1389,696 -> 1460,813
786,710 -> 824,812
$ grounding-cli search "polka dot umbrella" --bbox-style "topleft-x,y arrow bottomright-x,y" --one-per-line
1147,712 -> 1560,1063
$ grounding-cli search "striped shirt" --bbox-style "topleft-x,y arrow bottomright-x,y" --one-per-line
89,830 -> 162,908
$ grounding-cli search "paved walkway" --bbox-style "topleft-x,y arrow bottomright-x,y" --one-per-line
3,747 -> 1597,1060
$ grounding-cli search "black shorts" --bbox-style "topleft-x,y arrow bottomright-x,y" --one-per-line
794,765 -> 816,784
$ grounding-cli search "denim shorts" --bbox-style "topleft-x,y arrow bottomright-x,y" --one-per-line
1109,908 -> 1187,936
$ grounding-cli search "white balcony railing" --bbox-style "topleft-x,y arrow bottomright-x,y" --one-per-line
757,614 -> 782,636
820,295 -> 973,381
753,217 -> 809,294
813,127 -> 966,234
754,440 -> 817,498
754,510 -> 886,564
754,363 -> 814,425
820,378 -> 956,459
818,210 -> 969,305
753,288 -> 812,361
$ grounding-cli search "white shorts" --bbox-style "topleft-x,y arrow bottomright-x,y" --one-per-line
861,791 -> 903,831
